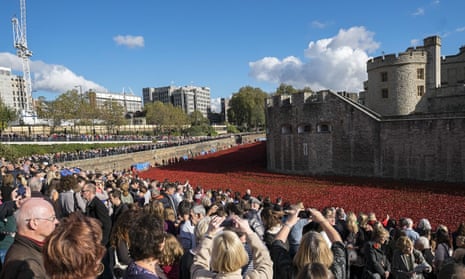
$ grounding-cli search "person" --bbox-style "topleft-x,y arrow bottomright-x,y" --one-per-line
191,214 -> 273,278
362,224 -> 391,279
110,189 -> 129,225
271,207 -> 346,279
159,233 -> 184,279
414,236 -> 435,279
245,196 -> 265,240
82,182 -> 112,279
179,216 -> 210,279
125,211 -> 167,278
261,207 -> 285,249
433,225 -> 452,274
43,212 -> 106,279
296,262 -> 335,279
57,175 -> 79,218
401,218 -> 420,243
0,198 -> 59,279
344,211 -> 366,279
391,235 -> 432,279
179,204 -> 205,252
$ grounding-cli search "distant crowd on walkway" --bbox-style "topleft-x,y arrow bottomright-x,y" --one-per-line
0,156 -> 464,279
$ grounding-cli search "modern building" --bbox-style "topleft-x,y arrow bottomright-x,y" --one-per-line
266,36 -> 465,183
0,67 -> 33,112
88,91 -> 143,113
143,85 -> 211,117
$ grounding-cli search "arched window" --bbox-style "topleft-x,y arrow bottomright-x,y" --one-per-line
281,124 -> 292,134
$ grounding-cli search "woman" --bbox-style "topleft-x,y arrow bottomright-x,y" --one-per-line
191,214 -> 273,278
43,212 -> 106,279
296,263 -> 335,279
433,225 -> 452,273
391,236 -> 432,279
261,207 -> 285,249
159,233 -> 184,279
362,224 -> 391,279
125,211 -> 167,279
344,211 -> 366,279
271,208 -> 346,279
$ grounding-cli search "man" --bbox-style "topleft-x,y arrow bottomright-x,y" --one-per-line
179,204 -> 206,252
1,198 -> 59,279
109,189 -> 128,225
81,182 -> 111,246
160,183 -> 177,216
245,196 -> 265,240
401,217 -> 420,243
81,182 -> 112,279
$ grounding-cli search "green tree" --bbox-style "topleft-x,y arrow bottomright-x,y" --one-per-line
0,98 -> 17,134
275,83 -> 297,95
189,110 -> 208,126
227,86 -> 268,130
101,100 -> 126,134
145,101 -> 189,135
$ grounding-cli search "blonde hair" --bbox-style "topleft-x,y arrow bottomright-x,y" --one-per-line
160,233 -> 184,266
396,236 -> 413,252
294,231 -> 333,271
211,230 -> 248,273
346,212 -> 359,234
164,207 -> 176,222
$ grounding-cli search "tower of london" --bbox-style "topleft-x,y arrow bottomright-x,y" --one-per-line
266,36 -> 465,182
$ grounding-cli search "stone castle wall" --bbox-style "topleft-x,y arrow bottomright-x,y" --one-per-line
266,91 -> 465,182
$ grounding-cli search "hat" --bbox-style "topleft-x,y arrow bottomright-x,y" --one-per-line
60,169 -> 73,177
249,197 -> 262,205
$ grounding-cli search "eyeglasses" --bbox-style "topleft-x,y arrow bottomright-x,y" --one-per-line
26,216 -> 57,222
81,189 -> 90,193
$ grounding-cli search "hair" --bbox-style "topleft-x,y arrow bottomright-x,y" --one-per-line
164,207 -> 176,222
128,212 -> 165,261
436,226 -> 451,246
293,231 -> 334,271
43,212 -> 105,279
143,200 -> 165,220
210,230 -> 249,273
415,236 -> 431,250
111,188 -> 122,200
28,176 -> 43,192
159,233 -> 184,266
296,262 -> 335,279
84,182 -> 96,194
346,212 -> 359,234
110,208 -> 140,248
358,213 -> 369,229
194,216 -> 211,244
372,225 -> 389,243
60,175 -> 77,192
396,235 -> 413,252
260,207 -> 284,230
192,204 -> 206,216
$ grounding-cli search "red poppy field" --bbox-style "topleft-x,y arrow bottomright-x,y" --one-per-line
139,142 -> 465,231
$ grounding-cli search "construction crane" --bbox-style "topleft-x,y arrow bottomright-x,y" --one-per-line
11,0 -> 33,114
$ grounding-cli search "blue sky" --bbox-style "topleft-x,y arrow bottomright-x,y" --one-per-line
0,0 -> 464,112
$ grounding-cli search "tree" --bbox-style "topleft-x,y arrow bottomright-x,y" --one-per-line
100,100 -> 126,134
276,83 -> 297,95
0,99 -> 17,134
189,110 -> 208,126
145,101 -> 189,135
227,86 -> 268,130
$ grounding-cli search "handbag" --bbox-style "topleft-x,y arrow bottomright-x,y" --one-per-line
113,249 -> 128,270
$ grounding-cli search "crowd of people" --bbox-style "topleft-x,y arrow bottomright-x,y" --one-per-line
0,156 -> 465,279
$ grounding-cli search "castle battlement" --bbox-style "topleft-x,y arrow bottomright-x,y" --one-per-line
267,91 -> 330,108
367,49 -> 427,70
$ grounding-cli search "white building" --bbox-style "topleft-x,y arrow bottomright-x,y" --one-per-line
143,85 -> 211,117
88,91 -> 143,113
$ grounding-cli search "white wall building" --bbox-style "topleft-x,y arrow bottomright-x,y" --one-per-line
89,91 -> 143,113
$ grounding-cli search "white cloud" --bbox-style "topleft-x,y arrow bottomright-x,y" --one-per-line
249,26 -> 380,93
412,8 -> 425,16
456,26 -> 465,33
0,52 -> 106,94
311,20 -> 327,29
210,97 -> 222,113
113,35 -> 145,48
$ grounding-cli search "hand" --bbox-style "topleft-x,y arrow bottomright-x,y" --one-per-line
207,215 -> 225,236
309,208 -> 325,223
231,215 -> 254,235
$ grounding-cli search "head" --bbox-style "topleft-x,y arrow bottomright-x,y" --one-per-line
415,236 -> 431,251
211,230 -> 249,273
109,189 -> 122,206
296,262 -> 335,279
194,216 -> 211,245
190,204 -> 206,225
322,207 -> 336,226
128,212 -> 165,262
28,176 -> 43,192
396,235 -> 413,254
16,198 -> 59,242
159,233 -> 184,266
372,226 -> 389,244
249,197 -> 261,210
294,231 -> 333,271
43,212 -> 105,279
345,212 -> 359,234
81,182 -> 96,202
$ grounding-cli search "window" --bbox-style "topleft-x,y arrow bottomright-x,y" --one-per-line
281,125 -> 292,135
381,72 -> 388,82
381,88 -> 389,98
297,124 -> 311,134
417,68 -> 425,80
417,85 -> 425,96
317,123 -> 331,133
303,143 -> 308,156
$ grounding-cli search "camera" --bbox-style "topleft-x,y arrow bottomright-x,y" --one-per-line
220,219 -> 234,228
298,210 -> 312,219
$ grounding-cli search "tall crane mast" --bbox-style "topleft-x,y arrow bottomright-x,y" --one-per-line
11,0 -> 33,113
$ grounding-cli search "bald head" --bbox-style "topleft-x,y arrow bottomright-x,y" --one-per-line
16,198 -> 58,241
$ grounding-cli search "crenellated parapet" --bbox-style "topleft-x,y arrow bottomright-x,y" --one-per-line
267,91 -> 331,108
367,48 -> 427,71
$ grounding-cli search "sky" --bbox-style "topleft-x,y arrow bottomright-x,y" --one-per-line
0,1 -> 464,112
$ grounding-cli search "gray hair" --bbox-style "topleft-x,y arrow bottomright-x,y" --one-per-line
192,204 -> 206,216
